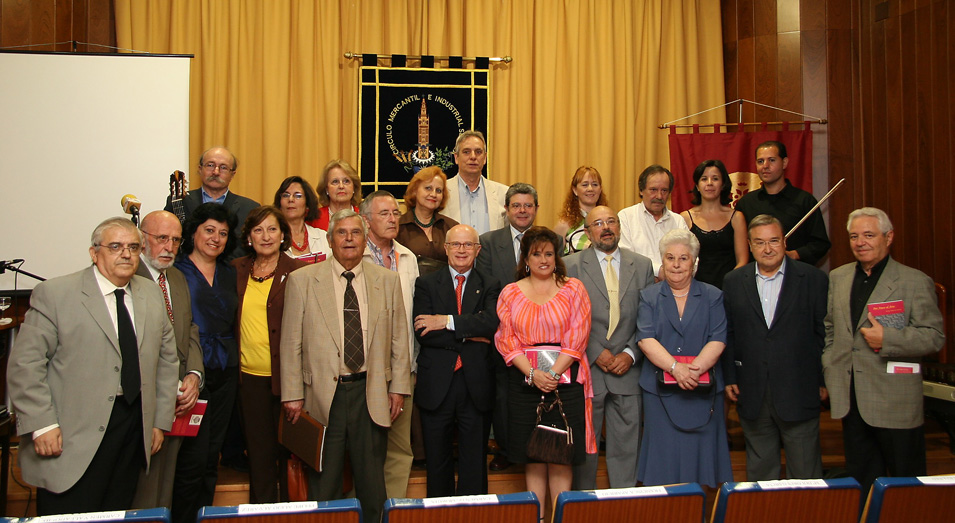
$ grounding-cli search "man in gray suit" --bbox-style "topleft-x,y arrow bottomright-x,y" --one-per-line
823,207 -> 944,490
8,217 -> 180,515
475,182 -> 539,471
131,211 -> 204,513
164,146 -> 259,261
565,206 -> 654,489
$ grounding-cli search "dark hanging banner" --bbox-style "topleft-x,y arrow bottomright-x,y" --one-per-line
358,66 -> 490,201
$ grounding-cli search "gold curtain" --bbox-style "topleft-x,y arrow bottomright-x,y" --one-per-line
115,0 -> 725,226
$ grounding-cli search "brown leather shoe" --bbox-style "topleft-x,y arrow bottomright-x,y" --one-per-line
489,455 -> 512,471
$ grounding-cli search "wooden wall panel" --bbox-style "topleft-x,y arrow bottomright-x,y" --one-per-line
0,0 -> 115,52
723,0 -> 955,355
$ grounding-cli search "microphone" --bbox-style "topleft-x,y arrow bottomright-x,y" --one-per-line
121,194 -> 142,215
0,259 -> 24,266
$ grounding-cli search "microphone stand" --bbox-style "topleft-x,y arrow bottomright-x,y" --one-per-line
0,261 -> 46,282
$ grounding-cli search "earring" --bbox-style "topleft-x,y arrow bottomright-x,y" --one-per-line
525,265 -> 530,273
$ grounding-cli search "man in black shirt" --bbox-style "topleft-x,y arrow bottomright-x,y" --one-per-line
735,141 -> 830,265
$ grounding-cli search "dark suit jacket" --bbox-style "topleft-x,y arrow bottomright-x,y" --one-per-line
476,226 -> 519,288
637,280 -> 727,430
136,262 -> 204,382
565,247 -> 655,395
413,267 -> 501,412
721,258 -> 828,422
233,253 -> 306,395
165,189 -> 260,261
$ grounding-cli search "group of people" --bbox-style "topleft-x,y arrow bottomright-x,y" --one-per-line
6,133 -> 944,522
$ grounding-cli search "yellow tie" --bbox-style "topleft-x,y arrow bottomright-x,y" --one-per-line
605,254 -> 619,339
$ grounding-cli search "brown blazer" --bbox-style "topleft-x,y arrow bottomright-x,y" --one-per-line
823,257 -> 944,429
136,263 -> 204,381
233,253 -> 306,395
280,259 -> 411,427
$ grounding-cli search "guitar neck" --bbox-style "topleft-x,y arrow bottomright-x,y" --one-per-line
171,199 -> 187,224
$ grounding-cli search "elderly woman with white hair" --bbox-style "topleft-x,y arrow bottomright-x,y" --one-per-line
635,228 -> 733,487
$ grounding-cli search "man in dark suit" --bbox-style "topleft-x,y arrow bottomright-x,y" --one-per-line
566,206 -> 654,489
164,146 -> 259,261
722,214 -> 828,480
7,217 -> 180,515
475,182 -> 538,471
130,211 -> 205,522
413,224 -> 501,496
823,207 -> 944,490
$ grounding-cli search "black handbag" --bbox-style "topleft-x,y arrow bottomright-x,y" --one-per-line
526,390 -> 574,465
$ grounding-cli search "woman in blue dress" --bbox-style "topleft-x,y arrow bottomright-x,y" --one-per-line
174,203 -> 239,513
636,229 -> 733,487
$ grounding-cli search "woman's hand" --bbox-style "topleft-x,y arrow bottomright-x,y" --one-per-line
532,370 -> 559,392
671,361 -> 700,391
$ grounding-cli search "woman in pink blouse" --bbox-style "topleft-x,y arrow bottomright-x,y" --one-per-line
495,226 -> 594,518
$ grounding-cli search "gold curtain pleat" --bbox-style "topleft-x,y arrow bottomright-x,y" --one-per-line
115,0 -> 725,227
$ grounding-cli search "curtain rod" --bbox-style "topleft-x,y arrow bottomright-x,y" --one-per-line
344,52 -> 512,63
660,99 -> 826,128
0,41 -> 150,53
662,120 -> 827,130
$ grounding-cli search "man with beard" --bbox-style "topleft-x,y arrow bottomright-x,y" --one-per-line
565,206 -> 654,489
131,211 -> 205,522
618,165 -> 689,280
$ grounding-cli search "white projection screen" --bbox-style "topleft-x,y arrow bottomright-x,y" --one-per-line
0,51 -> 191,289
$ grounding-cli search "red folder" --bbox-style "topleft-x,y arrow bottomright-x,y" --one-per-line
165,399 -> 207,437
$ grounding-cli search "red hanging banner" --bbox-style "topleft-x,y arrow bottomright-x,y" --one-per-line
667,125 -> 813,213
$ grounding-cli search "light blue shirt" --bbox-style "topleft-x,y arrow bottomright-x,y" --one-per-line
446,266 -> 473,331
457,176 -> 490,234
755,258 -> 786,328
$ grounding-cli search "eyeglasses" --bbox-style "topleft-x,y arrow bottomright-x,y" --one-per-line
586,218 -> 618,229
508,203 -> 537,211
141,230 -> 183,246
375,210 -> 402,219
281,192 -> 305,201
446,241 -> 478,250
96,242 -> 142,255
202,162 -> 233,173
750,239 -> 782,248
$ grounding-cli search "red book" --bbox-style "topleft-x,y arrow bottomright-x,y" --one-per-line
662,355 -> 711,385
166,399 -> 207,437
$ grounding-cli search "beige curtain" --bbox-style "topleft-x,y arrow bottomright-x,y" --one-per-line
115,0 -> 725,226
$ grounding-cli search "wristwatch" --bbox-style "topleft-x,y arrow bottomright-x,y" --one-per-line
668,360 -> 677,374
547,369 -> 561,380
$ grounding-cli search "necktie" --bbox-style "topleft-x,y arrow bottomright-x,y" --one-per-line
114,289 -> 141,404
342,271 -> 365,372
605,254 -> 620,339
514,232 -> 523,263
453,275 -> 465,371
158,272 -> 174,324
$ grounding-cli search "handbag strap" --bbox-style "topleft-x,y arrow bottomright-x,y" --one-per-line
534,390 -> 574,443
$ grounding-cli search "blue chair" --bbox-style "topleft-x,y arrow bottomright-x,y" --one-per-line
861,476 -> 955,522
382,492 -> 539,523
1,507 -> 170,523
711,478 -> 861,523
197,499 -> 361,523
553,483 -> 705,523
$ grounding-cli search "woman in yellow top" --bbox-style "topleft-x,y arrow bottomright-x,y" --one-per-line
232,206 -> 306,502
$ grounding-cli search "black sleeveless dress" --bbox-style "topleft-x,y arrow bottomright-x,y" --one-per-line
689,209 -> 738,289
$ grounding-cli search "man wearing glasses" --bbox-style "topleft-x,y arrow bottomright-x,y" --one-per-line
359,191 -> 420,498
475,182 -> 543,471
721,214 -> 828,481
565,206 -> 654,489
8,217 -> 179,515
413,224 -> 501,495
131,211 -> 205,520
164,146 -> 259,260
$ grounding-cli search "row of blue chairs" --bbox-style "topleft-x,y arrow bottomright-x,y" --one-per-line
4,476 -> 953,522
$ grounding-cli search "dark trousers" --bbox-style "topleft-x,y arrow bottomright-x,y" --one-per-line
37,397 -> 144,515
308,380 -> 387,523
419,370 -> 490,497
171,391 -> 211,523
490,350 -> 509,458
239,373 -> 288,503
843,380 -> 926,491
739,388 -> 822,481
192,367 -> 238,509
